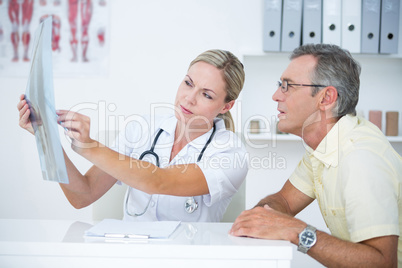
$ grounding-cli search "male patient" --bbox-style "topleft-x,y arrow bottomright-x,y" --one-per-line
230,44 -> 402,267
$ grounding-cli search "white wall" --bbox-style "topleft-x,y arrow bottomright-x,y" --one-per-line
1,1 -> 402,267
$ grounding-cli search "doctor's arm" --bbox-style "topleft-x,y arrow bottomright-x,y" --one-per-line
17,95 -> 117,209
59,152 -> 118,208
229,180 -> 398,267
57,109 -> 210,197
76,145 -> 209,197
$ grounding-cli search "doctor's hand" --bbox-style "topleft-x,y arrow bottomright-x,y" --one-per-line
229,205 -> 305,244
56,110 -> 98,153
17,94 -> 34,135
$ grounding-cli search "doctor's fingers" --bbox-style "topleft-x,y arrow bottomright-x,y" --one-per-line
17,98 -> 30,120
18,102 -> 34,134
58,111 -> 91,129
64,129 -> 97,150
18,101 -> 29,120
61,120 -> 94,142
60,119 -> 91,138
17,95 -> 27,110
56,110 -> 90,124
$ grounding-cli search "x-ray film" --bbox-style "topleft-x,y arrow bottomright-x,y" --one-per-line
25,17 -> 69,184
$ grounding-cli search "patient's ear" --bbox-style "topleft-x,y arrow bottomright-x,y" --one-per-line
319,86 -> 338,111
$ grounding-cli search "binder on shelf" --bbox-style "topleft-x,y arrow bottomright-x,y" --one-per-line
380,0 -> 400,54
341,0 -> 361,53
322,0 -> 341,46
302,0 -> 322,45
263,0 -> 283,52
281,0 -> 302,52
361,0 -> 381,53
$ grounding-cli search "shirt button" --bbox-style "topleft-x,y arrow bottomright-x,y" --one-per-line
150,201 -> 155,207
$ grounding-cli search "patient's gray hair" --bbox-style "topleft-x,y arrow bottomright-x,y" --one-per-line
291,44 -> 361,117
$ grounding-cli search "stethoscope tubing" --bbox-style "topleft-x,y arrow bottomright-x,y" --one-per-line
125,123 -> 216,217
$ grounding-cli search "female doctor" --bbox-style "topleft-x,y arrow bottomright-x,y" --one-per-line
17,49 -> 248,222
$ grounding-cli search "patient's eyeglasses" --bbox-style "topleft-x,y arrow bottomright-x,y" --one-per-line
277,80 -> 327,93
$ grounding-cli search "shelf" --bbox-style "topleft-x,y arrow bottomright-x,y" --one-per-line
245,133 -> 301,141
386,136 -> 402,143
245,133 -> 402,143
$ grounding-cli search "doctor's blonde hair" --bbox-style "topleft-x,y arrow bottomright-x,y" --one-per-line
189,49 -> 245,132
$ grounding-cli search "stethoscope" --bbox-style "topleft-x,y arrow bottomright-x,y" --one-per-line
125,123 -> 216,217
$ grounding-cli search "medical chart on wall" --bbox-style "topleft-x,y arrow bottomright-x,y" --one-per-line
0,0 -> 109,77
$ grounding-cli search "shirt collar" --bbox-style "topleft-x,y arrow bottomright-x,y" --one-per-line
158,115 -> 177,138
158,115 -> 224,152
189,117 -> 224,151
306,115 -> 357,168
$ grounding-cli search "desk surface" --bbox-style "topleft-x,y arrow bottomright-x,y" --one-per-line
0,219 -> 292,268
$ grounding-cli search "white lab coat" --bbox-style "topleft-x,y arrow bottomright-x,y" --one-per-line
112,114 -> 248,222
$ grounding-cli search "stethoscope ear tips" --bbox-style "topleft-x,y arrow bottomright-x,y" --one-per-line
184,197 -> 198,214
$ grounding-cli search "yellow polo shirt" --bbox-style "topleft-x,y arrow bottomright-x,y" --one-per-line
289,115 -> 402,265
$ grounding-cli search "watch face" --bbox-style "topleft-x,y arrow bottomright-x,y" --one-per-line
301,230 -> 316,246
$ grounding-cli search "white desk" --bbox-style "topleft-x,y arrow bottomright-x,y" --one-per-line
0,219 -> 292,268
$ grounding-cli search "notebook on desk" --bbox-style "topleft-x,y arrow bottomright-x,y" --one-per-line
84,219 -> 181,240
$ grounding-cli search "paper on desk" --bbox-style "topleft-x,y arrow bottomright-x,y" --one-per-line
25,17 -> 69,184
85,219 -> 181,239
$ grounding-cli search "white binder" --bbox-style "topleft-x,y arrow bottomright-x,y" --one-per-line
281,0 -> 302,52
380,0 -> 400,54
322,0 -> 341,45
302,0 -> 322,45
263,0 -> 283,52
341,0 -> 361,53
361,0 -> 381,53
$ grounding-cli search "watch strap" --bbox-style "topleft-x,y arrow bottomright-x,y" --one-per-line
306,225 -> 316,233
297,224 -> 317,254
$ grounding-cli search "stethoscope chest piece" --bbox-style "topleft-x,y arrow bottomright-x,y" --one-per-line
126,123 -> 215,217
184,197 -> 198,214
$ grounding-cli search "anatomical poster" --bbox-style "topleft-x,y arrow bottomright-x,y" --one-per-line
0,0 -> 109,77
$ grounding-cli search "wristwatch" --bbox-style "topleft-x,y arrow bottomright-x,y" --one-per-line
297,225 -> 317,253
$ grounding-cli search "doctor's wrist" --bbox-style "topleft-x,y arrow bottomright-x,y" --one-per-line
71,139 -> 100,156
